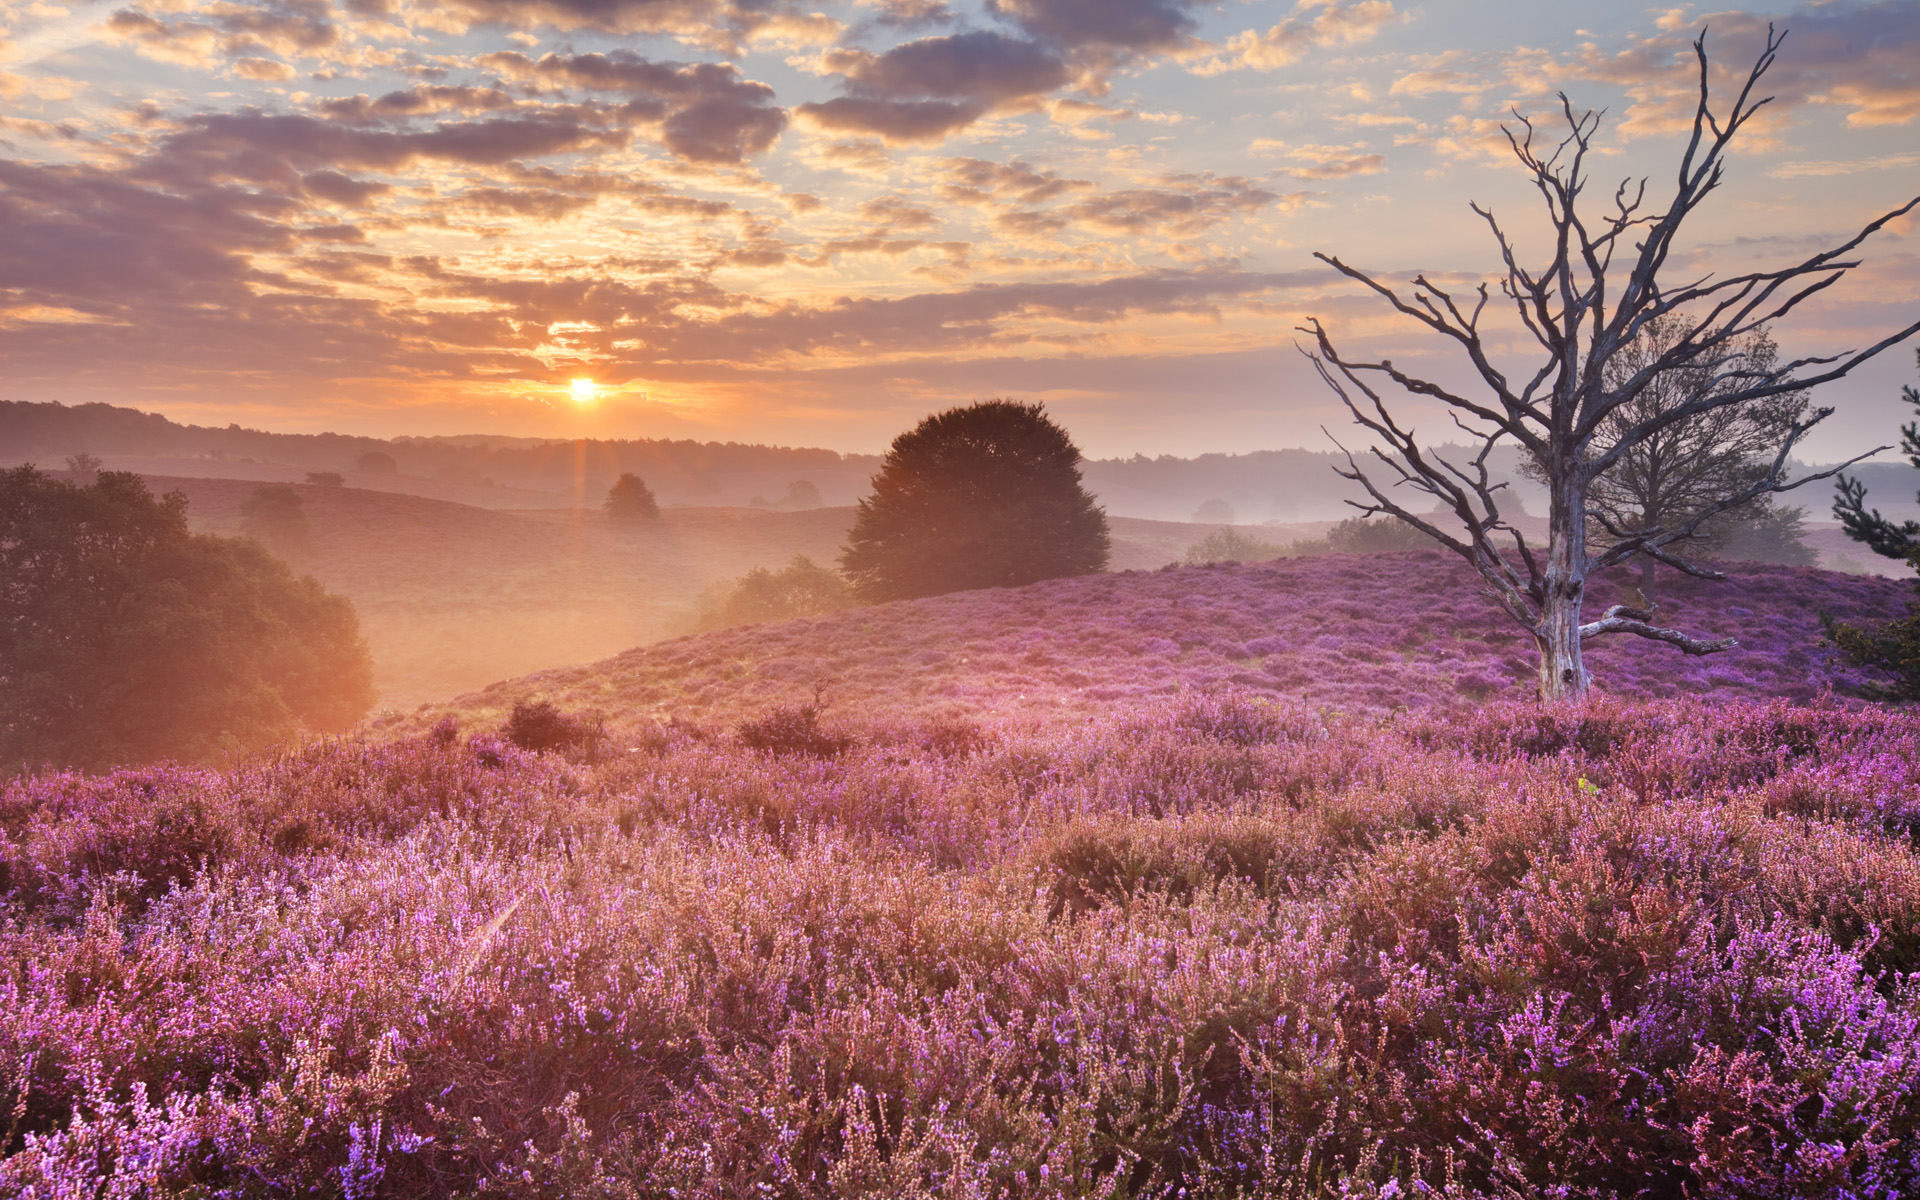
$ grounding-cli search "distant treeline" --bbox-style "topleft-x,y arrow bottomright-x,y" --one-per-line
8,400 -> 1909,522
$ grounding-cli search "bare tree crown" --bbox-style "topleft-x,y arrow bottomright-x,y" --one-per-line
1299,25 -> 1920,699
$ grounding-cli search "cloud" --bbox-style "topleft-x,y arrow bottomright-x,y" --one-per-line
477,51 -> 786,162
105,2 -> 342,72
1283,143 -> 1386,179
1054,174 -> 1292,235
1198,0 -> 1400,74
414,0 -> 837,51
155,109 -> 632,179
1769,152 -> 1920,180
795,30 -> 1068,142
939,157 -> 1089,205
987,0 -> 1202,51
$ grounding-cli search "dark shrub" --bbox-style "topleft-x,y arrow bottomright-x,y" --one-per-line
737,701 -> 852,758
503,700 -> 595,753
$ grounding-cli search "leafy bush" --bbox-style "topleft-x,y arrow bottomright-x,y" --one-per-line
604,472 -> 660,520
840,400 -> 1109,601
1183,526 -> 1286,565
736,696 -> 852,757
239,482 -> 308,554
502,699 -> 597,753
0,467 -> 373,772
695,556 -> 853,630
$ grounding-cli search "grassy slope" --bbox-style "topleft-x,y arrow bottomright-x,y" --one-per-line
160,475 -> 1231,708
383,553 -> 1913,740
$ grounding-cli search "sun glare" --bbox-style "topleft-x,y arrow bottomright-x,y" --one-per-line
570,378 -> 598,403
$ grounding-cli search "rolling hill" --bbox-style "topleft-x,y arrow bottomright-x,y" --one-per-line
156,475 -> 1261,707
381,553 -> 1913,739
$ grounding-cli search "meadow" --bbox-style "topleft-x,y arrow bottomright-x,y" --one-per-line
3,556 -> 1919,1196
165,476 -> 1250,708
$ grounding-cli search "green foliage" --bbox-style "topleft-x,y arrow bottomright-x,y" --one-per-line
840,400 -> 1110,602
1830,581 -> 1920,702
1324,514 -> 1431,553
603,472 -> 660,520
354,450 -> 398,475
781,479 -> 823,509
0,466 -> 374,772
696,556 -> 852,630
1831,352 -> 1920,699
1183,527 -> 1285,565
1714,503 -> 1816,566
1834,349 -> 1920,561
503,699 -> 599,754
239,482 -> 309,555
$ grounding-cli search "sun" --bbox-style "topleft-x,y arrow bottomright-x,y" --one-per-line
570,378 -> 598,403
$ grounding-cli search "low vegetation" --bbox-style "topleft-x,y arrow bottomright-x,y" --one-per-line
396,555 -> 1909,740
0,467 -> 373,773
4,690 -> 1919,1195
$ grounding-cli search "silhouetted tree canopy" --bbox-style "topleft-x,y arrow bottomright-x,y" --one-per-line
0,467 -> 374,772
354,450 -> 398,475
240,482 -> 309,555
696,556 -> 852,630
604,472 -> 660,520
840,401 -> 1109,602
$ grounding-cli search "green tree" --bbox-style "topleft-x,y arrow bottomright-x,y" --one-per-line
839,401 -> 1110,602
1830,351 -> 1920,699
696,556 -> 853,630
240,482 -> 309,556
1185,527 -> 1285,565
604,472 -> 660,520
0,467 -> 374,771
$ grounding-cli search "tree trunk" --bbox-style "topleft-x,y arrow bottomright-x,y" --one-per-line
1638,552 -> 1657,605
1536,467 -> 1591,702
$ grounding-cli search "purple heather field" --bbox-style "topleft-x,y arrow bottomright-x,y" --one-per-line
5,556 -> 1920,1197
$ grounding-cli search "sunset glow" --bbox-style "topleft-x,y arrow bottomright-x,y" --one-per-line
571,379 -> 600,404
0,1 -> 1915,455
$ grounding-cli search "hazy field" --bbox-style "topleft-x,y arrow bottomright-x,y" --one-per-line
161,474 -> 1339,708
381,554 -> 1911,740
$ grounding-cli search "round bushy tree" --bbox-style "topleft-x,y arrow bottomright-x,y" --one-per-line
604,472 -> 660,520
0,466 -> 374,771
840,400 -> 1109,601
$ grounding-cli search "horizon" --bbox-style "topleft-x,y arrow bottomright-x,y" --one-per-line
3,1 -> 1918,458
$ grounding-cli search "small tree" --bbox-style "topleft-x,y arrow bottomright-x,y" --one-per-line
1519,317 -> 1810,598
1832,348 -> 1920,561
1185,527 -> 1286,565
1829,352 -> 1920,699
1301,28 -> 1919,701
840,400 -> 1110,601
604,472 -> 660,520
240,482 -> 309,555
781,480 -> 824,509
0,467 -> 374,771
354,450 -> 398,475
697,556 -> 853,630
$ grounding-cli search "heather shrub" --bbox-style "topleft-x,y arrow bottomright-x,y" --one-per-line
5,692 -> 1920,1196
502,698 -> 597,754
736,697 -> 853,758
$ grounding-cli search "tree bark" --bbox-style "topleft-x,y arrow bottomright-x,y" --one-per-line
1537,468 -> 1591,701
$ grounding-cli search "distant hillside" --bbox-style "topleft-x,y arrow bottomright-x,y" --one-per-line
0,397 -> 1733,523
150,475 -> 1238,708
382,555 -> 1912,739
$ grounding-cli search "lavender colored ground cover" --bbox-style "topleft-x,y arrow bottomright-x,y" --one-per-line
389,555 -> 1909,738
6,559 -> 1920,1195
5,689 -> 1920,1195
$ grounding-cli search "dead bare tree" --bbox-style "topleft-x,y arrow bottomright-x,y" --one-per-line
1299,26 -> 1920,702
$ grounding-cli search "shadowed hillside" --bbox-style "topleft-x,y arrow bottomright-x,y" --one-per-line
382,555 -> 1911,737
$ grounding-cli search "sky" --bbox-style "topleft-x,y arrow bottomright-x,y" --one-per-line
1,0 -> 1916,458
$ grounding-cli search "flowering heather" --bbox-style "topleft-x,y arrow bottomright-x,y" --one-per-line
4,686 -> 1920,1196
387,555 -> 1909,739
